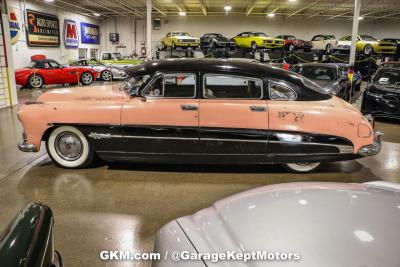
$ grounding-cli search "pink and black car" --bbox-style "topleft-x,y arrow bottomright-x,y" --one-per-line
17,59 -> 381,172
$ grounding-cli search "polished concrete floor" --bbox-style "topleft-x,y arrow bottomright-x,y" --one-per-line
0,83 -> 399,267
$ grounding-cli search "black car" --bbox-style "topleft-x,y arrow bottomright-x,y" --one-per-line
380,38 -> 400,57
291,63 -> 350,100
200,33 -> 236,51
361,67 -> 400,119
0,203 -> 62,267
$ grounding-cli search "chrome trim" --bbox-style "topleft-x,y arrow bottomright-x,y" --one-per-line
202,138 -> 267,143
18,139 -> 38,152
88,132 -> 113,139
358,131 -> 383,156
123,136 -> 199,140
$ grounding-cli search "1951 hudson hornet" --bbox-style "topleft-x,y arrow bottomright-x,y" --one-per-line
17,59 -> 381,172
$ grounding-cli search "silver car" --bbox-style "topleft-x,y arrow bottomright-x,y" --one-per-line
153,181 -> 400,266
70,59 -> 128,81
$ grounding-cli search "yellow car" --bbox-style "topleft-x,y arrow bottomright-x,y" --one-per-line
233,32 -> 285,50
161,32 -> 200,50
336,35 -> 397,55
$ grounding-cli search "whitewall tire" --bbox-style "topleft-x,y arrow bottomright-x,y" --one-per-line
283,162 -> 321,173
46,126 -> 94,168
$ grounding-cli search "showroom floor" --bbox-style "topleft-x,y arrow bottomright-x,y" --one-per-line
0,83 -> 399,267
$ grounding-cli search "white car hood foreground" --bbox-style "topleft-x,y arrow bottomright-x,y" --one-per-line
154,182 -> 400,267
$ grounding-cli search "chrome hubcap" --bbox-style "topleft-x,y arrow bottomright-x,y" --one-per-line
102,71 -> 112,80
55,132 -> 83,161
82,73 -> 92,84
31,76 -> 42,87
365,46 -> 371,54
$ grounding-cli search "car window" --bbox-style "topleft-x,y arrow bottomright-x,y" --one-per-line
312,36 -> 323,41
27,61 -> 36,68
102,53 -> 111,60
143,73 -> 196,98
49,61 -> 60,68
203,74 -> 262,99
373,69 -> 400,85
269,80 -> 297,101
360,35 -> 376,41
300,66 -> 337,81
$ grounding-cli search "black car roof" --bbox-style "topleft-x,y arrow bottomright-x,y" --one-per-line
295,63 -> 339,69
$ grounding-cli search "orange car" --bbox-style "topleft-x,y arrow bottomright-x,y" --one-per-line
17,59 -> 382,173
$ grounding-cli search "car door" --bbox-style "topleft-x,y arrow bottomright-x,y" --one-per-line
198,73 -> 268,155
121,72 -> 200,154
40,60 -> 64,84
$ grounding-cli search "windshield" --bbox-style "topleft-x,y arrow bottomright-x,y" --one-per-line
360,35 -> 377,41
172,32 -> 189,36
112,53 -> 122,60
373,69 -> 400,86
298,66 -> 337,81
253,32 -> 267,37
27,62 -> 36,68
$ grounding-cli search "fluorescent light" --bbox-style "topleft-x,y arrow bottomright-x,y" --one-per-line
93,12 -> 101,17
179,11 -> 186,16
44,0 -> 55,2
267,13 -> 275,17
288,0 -> 297,2
224,5 -> 232,11
358,16 -> 364,20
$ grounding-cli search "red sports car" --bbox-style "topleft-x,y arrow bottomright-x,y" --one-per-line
15,58 -> 98,88
275,35 -> 313,52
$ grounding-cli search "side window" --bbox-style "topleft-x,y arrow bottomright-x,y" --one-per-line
102,53 -> 111,60
203,74 -> 263,99
269,81 -> 297,101
49,61 -> 60,68
143,73 -> 196,98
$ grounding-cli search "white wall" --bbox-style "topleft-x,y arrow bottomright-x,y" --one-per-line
8,0 -> 103,69
101,15 -> 400,57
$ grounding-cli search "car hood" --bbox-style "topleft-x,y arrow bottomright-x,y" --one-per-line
215,36 -> 231,42
176,36 -> 199,40
177,182 -> 400,267
37,85 -> 126,103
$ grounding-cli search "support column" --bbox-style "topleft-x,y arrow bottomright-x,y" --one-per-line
349,0 -> 361,68
146,0 -> 152,59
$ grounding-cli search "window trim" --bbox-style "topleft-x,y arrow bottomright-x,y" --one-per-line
202,73 -> 264,100
141,72 -> 197,99
268,79 -> 298,101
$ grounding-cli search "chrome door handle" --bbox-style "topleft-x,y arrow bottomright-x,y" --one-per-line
181,104 -> 198,111
249,105 -> 266,112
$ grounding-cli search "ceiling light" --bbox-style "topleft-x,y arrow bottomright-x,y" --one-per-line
267,13 -> 275,17
288,0 -> 297,2
224,5 -> 232,11
358,16 -> 364,20
44,0 -> 55,2
179,11 -> 186,16
93,12 -> 101,17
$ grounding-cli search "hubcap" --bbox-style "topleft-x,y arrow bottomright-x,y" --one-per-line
286,162 -> 320,172
365,46 -> 372,54
102,71 -> 112,80
55,132 -> 83,161
82,73 -> 92,84
31,76 -> 42,87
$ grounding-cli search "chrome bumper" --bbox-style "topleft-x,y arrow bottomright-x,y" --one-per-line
18,139 -> 38,152
358,131 -> 383,157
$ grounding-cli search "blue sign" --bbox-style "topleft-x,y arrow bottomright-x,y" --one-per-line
80,22 -> 100,44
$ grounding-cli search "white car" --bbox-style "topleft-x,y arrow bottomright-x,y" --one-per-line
153,181 -> 400,266
311,34 -> 338,54
70,59 -> 128,81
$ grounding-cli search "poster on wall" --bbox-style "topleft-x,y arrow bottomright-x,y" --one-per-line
64,19 -> 79,48
26,9 -> 60,47
80,22 -> 100,44
9,10 -> 21,45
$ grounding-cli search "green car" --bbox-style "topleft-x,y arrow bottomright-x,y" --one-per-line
100,51 -> 142,67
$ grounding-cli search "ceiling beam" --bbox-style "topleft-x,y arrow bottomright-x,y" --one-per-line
85,0 -> 127,16
108,0 -> 144,17
287,0 -> 321,18
326,10 -> 353,19
246,0 -> 258,16
138,0 -> 167,16
375,11 -> 400,19
199,0 -> 207,16
33,0 -> 102,19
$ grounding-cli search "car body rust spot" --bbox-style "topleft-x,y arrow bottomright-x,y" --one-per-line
278,111 -> 304,123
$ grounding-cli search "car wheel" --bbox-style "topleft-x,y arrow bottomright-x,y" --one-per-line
101,70 -> 112,81
162,42 -> 168,50
251,41 -> 258,51
46,126 -> 94,169
326,44 -> 333,54
364,44 -> 373,55
28,74 -> 44,89
288,44 -> 295,52
283,162 -> 321,173
80,72 -> 94,85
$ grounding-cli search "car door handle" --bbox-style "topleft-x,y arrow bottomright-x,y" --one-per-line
181,104 -> 198,111
249,106 -> 266,112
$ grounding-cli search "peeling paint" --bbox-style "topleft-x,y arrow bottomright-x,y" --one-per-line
278,111 -> 305,123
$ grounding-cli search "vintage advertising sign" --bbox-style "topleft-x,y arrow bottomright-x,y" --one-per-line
9,10 -> 21,45
80,22 -> 100,44
26,9 -> 60,47
64,19 -> 79,48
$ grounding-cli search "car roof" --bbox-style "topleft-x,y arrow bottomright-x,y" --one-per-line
32,59 -> 57,63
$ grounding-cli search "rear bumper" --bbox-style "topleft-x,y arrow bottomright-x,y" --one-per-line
18,139 -> 38,152
357,131 -> 383,157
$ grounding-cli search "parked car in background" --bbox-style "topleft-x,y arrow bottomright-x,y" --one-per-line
311,34 -> 337,54
233,32 -> 285,50
15,58 -> 97,88
378,61 -> 400,69
336,35 -> 397,55
153,181 -> 400,267
17,59 -> 381,173
380,38 -> 400,57
332,63 -> 362,91
275,35 -> 313,51
291,63 -> 350,99
0,203 -> 62,267
99,51 -> 142,67
199,33 -> 236,51
70,59 -> 128,81
361,67 -> 400,119
161,32 -> 200,50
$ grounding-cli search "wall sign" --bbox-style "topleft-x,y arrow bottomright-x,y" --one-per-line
80,22 -> 100,44
9,10 -> 21,45
26,9 -> 60,47
64,19 -> 79,48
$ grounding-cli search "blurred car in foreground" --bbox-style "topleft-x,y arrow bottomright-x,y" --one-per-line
361,67 -> 400,119
0,203 -> 62,267
70,59 -> 128,81
153,181 -> 400,267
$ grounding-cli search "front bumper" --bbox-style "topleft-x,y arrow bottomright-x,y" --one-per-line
357,131 -> 383,156
18,139 -> 38,152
